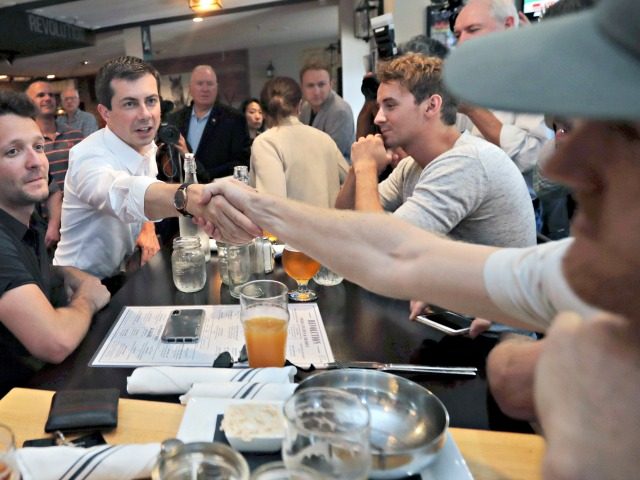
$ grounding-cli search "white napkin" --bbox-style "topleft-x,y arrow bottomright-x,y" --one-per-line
17,443 -> 159,480
127,366 -> 297,394
179,381 -> 298,404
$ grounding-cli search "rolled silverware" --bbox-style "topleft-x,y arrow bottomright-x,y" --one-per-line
318,361 -> 477,376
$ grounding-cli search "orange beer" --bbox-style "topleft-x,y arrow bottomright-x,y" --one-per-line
282,249 -> 321,282
263,230 -> 278,243
243,316 -> 288,367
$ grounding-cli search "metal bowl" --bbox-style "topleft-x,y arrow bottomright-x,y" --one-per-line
296,369 -> 449,479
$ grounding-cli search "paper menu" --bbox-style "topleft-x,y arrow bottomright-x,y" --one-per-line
90,304 -> 334,368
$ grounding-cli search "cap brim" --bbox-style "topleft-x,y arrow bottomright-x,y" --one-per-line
443,10 -> 640,120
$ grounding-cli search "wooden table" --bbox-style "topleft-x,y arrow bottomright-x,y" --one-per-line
0,388 -> 545,480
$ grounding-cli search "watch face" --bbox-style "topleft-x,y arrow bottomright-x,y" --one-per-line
174,187 -> 187,210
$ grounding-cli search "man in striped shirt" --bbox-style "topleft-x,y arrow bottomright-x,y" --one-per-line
26,79 -> 83,249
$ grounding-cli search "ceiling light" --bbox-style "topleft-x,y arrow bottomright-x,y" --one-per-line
188,0 -> 223,14
82,60 -> 89,65
192,17 -> 204,22
46,74 -> 56,79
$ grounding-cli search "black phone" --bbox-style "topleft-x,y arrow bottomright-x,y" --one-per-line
415,310 -> 473,336
161,309 -> 205,343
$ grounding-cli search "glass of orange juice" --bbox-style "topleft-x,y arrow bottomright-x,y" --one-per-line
239,280 -> 289,368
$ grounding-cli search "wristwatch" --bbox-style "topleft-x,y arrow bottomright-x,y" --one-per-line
174,182 -> 193,217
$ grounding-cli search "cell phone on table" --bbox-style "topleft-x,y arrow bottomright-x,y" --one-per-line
161,309 -> 204,343
416,311 -> 473,336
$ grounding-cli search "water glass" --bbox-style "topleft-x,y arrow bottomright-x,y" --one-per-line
282,388 -> 371,480
312,266 -> 343,287
0,424 -> 19,480
239,280 -> 289,368
227,242 -> 254,298
171,236 -> 206,293
152,439 -> 249,480
250,461 -> 319,480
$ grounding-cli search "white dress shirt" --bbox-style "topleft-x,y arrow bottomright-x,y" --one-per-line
457,110 -> 554,192
54,127 -> 160,279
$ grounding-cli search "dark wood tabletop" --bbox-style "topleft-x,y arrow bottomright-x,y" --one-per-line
27,247 -> 532,434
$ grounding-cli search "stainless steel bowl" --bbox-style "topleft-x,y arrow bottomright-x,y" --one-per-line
296,369 -> 449,479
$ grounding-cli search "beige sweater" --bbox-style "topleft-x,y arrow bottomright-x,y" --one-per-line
250,116 -> 349,208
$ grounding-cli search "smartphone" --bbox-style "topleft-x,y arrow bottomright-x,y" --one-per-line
415,311 -> 473,336
161,309 -> 205,343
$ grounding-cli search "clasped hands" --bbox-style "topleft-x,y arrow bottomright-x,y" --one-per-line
190,178 -> 263,244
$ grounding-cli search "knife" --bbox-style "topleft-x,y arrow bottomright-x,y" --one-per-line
319,361 -> 477,376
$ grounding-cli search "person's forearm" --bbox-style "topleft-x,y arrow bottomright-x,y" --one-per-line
243,193 -> 510,321
464,107 -> 503,146
47,190 -> 63,227
335,168 -> 357,209
353,161 -> 384,212
143,182 -> 187,220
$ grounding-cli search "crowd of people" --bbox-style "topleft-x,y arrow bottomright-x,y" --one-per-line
1,0 -> 639,476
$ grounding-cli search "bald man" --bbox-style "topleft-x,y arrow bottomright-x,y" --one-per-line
166,65 -> 250,182
56,86 -> 99,138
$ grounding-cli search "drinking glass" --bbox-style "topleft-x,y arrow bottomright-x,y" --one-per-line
282,246 -> 321,302
0,424 -> 20,480
152,439 -> 249,480
312,265 -> 343,287
227,242 -> 254,298
250,461 -> 319,480
282,388 -> 371,480
239,280 -> 289,367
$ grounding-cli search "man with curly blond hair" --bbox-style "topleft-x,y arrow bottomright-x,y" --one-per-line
335,53 -> 535,248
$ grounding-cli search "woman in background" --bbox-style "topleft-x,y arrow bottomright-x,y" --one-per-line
241,98 -> 264,144
250,77 -> 348,208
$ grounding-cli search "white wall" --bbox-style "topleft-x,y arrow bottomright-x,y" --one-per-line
247,38 -> 337,99
388,0 -> 432,44
339,0 -> 372,128
245,0 -> 429,126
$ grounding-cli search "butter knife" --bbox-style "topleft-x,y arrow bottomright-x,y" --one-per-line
320,361 -> 477,376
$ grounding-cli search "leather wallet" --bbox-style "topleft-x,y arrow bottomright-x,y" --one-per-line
44,388 -> 119,433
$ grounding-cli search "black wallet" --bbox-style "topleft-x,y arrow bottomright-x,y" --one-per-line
44,388 -> 119,433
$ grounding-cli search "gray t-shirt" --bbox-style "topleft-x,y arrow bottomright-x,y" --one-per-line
378,132 -> 536,247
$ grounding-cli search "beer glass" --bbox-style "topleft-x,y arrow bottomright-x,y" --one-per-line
239,280 -> 289,367
282,388 -> 371,480
281,245 -> 321,302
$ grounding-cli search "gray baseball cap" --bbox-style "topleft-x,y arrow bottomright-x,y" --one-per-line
443,0 -> 640,120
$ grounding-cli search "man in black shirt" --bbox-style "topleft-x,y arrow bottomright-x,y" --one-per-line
0,91 -> 110,396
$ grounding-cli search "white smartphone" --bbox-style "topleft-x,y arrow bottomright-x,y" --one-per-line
161,309 -> 205,343
415,311 -> 472,336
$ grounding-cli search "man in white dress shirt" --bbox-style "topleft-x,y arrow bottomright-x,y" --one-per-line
54,56 -> 259,290
453,0 -> 553,222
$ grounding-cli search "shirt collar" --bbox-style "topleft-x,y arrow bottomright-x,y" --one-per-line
0,208 -> 44,241
0,208 -> 27,239
103,126 -> 158,174
191,106 -> 212,121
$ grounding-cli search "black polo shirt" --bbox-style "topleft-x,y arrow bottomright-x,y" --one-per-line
0,208 -> 64,394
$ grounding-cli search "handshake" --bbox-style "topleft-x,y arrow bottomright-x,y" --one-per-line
191,178 -> 266,244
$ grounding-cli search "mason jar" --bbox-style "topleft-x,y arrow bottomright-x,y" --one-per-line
171,236 -> 206,293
